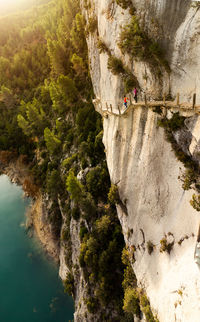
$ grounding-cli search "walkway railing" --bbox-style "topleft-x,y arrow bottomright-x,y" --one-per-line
94,93 -> 200,117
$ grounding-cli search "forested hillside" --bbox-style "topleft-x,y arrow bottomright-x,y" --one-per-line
0,0 -> 94,172
0,1 -> 134,320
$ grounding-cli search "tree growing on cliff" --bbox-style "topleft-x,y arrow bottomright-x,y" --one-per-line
44,128 -> 61,155
123,287 -> 140,316
66,169 -> 84,203
108,184 -> 120,205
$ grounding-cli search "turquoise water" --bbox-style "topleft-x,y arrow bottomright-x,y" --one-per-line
0,175 -> 74,322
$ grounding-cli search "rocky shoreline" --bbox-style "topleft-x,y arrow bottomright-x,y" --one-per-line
0,156 -> 59,262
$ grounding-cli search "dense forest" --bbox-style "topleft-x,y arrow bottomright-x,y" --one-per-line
0,0 -> 137,320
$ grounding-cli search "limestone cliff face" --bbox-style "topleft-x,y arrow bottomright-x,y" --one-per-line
81,0 -> 200,321
83,0 -> 200,104
103,108 -> 200,322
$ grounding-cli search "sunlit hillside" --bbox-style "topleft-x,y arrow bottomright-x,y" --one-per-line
0,0 -> 50,16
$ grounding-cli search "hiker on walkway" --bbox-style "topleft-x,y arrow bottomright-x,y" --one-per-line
133,87 -> 138,103
124,95 -> 128,109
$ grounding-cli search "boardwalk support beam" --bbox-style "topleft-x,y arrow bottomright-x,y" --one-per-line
176,93 -> 180,106
144,94 -> 147,106
193,93 -> 196,109
118,105 -> 121,115
163,94 -> 166,106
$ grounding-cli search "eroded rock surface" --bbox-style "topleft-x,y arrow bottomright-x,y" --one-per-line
81,1 -> 200,321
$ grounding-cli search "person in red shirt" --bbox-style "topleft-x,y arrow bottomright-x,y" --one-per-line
124,96 -> 128,108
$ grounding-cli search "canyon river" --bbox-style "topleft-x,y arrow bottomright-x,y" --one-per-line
0,175 -> 74,322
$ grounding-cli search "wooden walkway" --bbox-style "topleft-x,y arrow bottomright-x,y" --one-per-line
96,94 -> 200,118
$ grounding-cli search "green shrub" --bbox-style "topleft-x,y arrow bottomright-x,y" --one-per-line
87,17 -> 98,34
123,287 -> 140,317
71,53 -> 86,77
158,112 -> 185,132
140,294 -> 158,322
107,56 -> 126,75
79,222 -> 88,241
86,165 -> 110,200
167,113 -> 185,131
96,215 -> 111,236
190,194 -> 200,211
48,202 -> 62,238
160,236 -> 174,254
124,73 -> 137,93
107,54 -> 138,93
64,129 -> 74,150
76,104 -> 98,144
72,206 -> 80,220
79,141 -> 89,158
79,241 -> 87,267
85,297 -> 98,313
182,168 -> 196,191
46,169 -> 62,196
62,153 -> 78,170
119,16 -> 144,57
119,16 -> 170,72
64,272 -> 74,296
153,106 -> 162,115
122,248 -> 137,290
80,157 -> 88,169
66,169 -> 84,203
94,130 -> 105,160
83,236 -> 99,267
147,241 -> 154,255
108,184 -> 120,205
44,127 -> 61,155
97,39 -> 110,54
79,211 -> 125,312
116,0 -> 135,14
80,192 -> 97,219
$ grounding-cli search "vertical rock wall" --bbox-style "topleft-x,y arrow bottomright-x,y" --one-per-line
84,0 -> 200,103
103,107 -> 200,321
82,0 -> 200,320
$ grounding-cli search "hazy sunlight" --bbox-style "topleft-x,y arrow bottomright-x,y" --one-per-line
0,0 -> 38,15
0,0 -> 21,8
